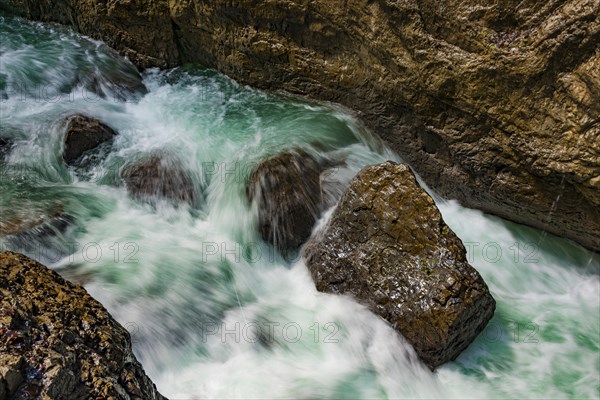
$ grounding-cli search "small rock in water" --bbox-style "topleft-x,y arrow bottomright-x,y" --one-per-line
304,161 -> 496,369
0,203 -> 72,241
77,59 -> 148,101
246,149 -> 324,256
62,114 -> 118,165
121,153 -> 196,205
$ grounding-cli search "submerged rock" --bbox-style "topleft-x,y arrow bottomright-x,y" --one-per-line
63,114 -> 118,165
246,150 -> 323,254
0,203 -> 71,241
0,251 -> 167,399
304,162 -> 496,369
77,56 -> 148,101
0,137 -> 12,160
121,153 -> 196,205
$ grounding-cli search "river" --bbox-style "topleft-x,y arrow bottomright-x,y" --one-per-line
1,16 -> 598,399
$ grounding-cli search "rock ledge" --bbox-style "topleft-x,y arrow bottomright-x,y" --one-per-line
0,251 -> 166,399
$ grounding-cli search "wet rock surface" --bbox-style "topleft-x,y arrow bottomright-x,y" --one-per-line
9,0 -> 599,251
63,114 -> 117,165
76,57 -> 148,101
247,150 -> 323,254
121,153 -> 196,205
304,162 -> 496,369
0,251 -> 167,400
0,203 -> 71,241
0,354 -> 24,399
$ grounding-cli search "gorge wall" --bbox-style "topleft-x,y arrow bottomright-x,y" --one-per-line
3,0 -> 599,251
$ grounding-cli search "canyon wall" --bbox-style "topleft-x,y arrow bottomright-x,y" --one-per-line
4,0 -> 599,250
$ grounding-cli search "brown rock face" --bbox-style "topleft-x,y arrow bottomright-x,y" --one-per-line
304,162 -> 496,369
0,354 -> 24,399
121,154 -> 196,205
63,114 -> 117,165
8,0 -> 600,250
247,150 -> 323,255
0,251 -> 166,399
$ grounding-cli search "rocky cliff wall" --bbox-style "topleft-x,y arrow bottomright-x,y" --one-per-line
4,0 -> 599,251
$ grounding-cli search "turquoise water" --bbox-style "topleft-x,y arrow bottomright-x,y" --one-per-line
1,16 -> 599,399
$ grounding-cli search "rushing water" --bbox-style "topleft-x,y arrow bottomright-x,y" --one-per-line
1,16 -> 599,400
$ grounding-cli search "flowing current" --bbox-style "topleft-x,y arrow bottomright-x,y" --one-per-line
1,17 -> 599,399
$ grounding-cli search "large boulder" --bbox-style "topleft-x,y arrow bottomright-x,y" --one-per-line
121,153 -> 196,205
0,251 -> 166,399
9,0 -> 599,251
304,162 -> 496,370
63,114 -> 117,165
246,150 -> 323,254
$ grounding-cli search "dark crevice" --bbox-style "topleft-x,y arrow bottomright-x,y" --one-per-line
170,18 -> 185,66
